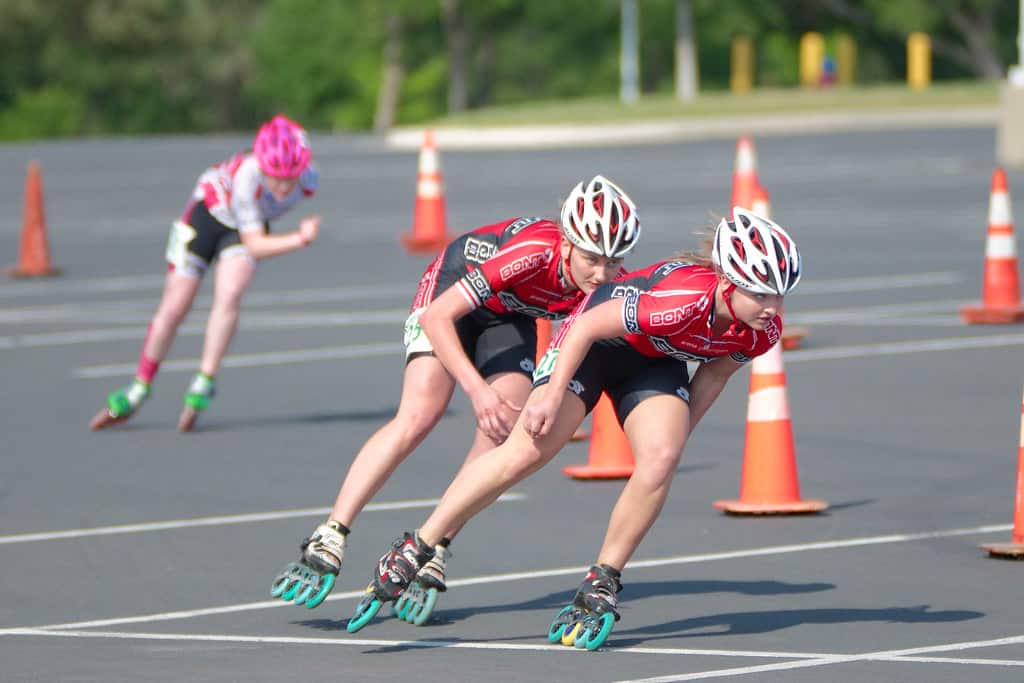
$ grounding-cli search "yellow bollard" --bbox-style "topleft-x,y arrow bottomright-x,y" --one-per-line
836,33 -> 856,86
800,32 -> 824,87
907,32 -> 931,90
730,35 -> 753,94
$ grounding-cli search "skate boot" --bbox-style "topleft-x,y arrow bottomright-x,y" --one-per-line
177,372 -> 215,432
346,530 -> 434,633
547,564 -> 622,651
270,520 -> 348,609
89,380 -> 150,431
394,539 -> 451,625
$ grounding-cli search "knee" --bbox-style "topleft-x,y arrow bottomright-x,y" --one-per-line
394,404 -> 444,441
213,288 -> 246,315
498,439 -> 546,482
154,299 -> 191,328
634,443 -> 683,488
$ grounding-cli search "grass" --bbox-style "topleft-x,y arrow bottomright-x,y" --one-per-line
430,81 -> 999,127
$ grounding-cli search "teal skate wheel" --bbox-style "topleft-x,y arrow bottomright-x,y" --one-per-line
346,592 -> 383,633
280,578 -> 302,601
409,587 -> 438,626
292,580 -> 315,605
575,612 -> 615,651
391,593 -> 408,618
270,564 -> 300,598
547,605 -> 576,643
304,572 -> 334,609
394,590 -> 414,620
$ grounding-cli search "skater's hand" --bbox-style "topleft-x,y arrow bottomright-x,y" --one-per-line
522,390 -> 561,439
298,215 -> 321,247
469,385 -> 522,443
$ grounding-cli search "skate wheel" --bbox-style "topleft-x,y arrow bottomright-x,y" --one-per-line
279,577 -> 302,601
547,605 -> 577,643
177,407 -> 198,432
270,564 -> 301,598
575,612 -> 615,651
408,586 -> 438,626
292,580 -> 315,605
560,620 -> 582,647
393,590 -> 414,620
346,590 -> 383,633
89,409 -> 125,432
304,572 -> 334,609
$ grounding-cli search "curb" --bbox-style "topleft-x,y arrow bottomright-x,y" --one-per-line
385,106 -> 997,151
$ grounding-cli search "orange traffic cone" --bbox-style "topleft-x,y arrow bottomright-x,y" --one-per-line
8,162 -> 60,278
713,341 -> 827,514
749,186 -> 808,351
961,168 -> 1024,324
730,136 -> 761,212
401,130 -> 453,254
979,386 -> 1024,558
563,393 -> 634,479
536,318 -> 589,442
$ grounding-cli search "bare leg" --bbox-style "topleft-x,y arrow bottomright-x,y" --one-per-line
142,270 -> 203,365
330,355 -> 456,526
418,386 -> 586,546
442,371 -> 534,540
595,395 -> 691,570
198,254 -> 255,377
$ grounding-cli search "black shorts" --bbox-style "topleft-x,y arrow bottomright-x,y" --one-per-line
407,307 -> 538,381
165,202 -> 267,278
534,341 -> 691,425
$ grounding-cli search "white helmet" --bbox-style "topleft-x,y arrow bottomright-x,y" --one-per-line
711,207 -> 802,295
560,175 -> 641,258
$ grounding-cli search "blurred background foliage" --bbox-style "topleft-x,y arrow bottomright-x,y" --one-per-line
0,0 -> 1016,139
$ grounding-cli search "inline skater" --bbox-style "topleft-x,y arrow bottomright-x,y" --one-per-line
271,176 -> 641,623
88,115 -> 321,433
346,208 -> 801,650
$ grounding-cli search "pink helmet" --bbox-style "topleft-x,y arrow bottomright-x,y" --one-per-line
253,115 -> 312,179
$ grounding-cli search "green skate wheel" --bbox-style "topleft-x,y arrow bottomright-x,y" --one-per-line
575,612 -> 615,651
304,572 -> 334,609
409,587 -> 438,626
346,590 -> 383,633
547,605 -> 577,643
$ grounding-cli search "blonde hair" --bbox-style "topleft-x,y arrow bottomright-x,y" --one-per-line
670,213 -> 721,268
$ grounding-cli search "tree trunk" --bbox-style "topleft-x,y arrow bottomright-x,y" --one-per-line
675,0 -> 698,101
441,0 -> 469,113
373,13 -> 404,132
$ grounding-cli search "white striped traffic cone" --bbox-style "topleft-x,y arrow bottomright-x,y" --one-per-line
401,129 -> 453,253
961,168 -> 1024,323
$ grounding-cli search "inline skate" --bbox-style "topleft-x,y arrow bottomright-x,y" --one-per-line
346,531 -> 434,633
177,372 -> 215,432
88,380 -> 149,431
393,540 -> 451,626
270,520 -> 348,608
547,564 -> 622,651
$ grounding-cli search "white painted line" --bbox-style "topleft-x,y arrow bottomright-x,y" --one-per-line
10,522 -> 1009,633
0,493 -> 526,545
787,300 -> 963,324
795,271 -> 962,295
73,342 -> 405,378
0,309 -> 407,350
70,330 -> 1024,379
0,628 -> 837,658
616,634 -> 1024,682
784,333 -> 1024,363
872,655 -> 1024,666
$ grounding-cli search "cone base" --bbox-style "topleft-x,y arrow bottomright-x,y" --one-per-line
7,265 -> 61,279
562,464 -> 633,480
568,429 -> 590,442
401,232 -> 453,254
960,305 -> 1024,324
781,326 -> 810,351
713,498 -> 829,515
979,542 -> 1024,558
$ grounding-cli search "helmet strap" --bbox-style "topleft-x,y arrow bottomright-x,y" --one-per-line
561,244 -> 582,291
721,282 -> 740,324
